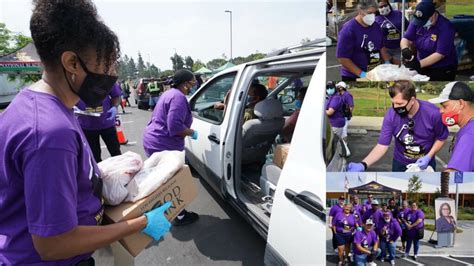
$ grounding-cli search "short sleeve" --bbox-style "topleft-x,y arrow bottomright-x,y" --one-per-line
403,23 -> 417,42
23,148 -> 80,237
110,83 -> 122,98
447,134 -> 474,171
353,232 -> 362,244
166,94 -> 189,136
378,110 -> 395,145
337,25 -> 355,59
435,24 -> 455,56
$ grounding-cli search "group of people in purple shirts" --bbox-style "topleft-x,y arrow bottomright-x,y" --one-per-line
337,0 -> 457,81
329,194 -> 425,265
326,80 -> 474,173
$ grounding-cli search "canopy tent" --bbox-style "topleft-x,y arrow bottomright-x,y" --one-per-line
0,43 -> 42,74
348,181 -> 402,198
195,66 -> 212,75
213,61 -> 235,73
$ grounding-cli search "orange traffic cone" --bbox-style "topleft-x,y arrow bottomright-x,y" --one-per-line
115,115 -> 128,145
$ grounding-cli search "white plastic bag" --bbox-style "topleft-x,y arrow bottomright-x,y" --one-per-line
98,151 -> 143,205
405,163 -> 434,173
126,150 -> 185,202
366,64 -> 430,81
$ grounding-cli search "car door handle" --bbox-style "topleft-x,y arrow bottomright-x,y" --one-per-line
285,189 -> 326,222
208,134 -> 220,144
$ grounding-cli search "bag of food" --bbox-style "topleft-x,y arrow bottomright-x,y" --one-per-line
98,151 -> 143,205
405,163 -> 434,173
366,64 -> 430,81
126,150 -> 185,202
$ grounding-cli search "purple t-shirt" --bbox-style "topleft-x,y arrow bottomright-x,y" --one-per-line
377,219 -> 402,242
353,230 -> 379,255
378,100 -> 449,165
329,203 -> 344,218
363,200 -> 373,214
405,209 -> 425,238
397,207 -> 409,229
0,89 -> 103,265
352,203 -> 363,222
333,212 -> 357,235
341,91 -> 354,108
337,18 -> 385,78
143,88 -> 193,155
375,10 -> 406,49
326,95 -> 345,128
447,119 -> 474,172
403,14 -> 457,68
76,83 -> 122,130
362,208 -> 383,228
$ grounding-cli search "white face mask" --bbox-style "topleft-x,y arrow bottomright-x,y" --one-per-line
423,18 -> 433,29
379,6 -> 391,16
363,13 -> 376,26
385,218 -> 391,223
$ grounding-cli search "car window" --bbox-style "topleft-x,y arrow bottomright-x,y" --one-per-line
190,72 -> 237,124
277,76 -> 311,116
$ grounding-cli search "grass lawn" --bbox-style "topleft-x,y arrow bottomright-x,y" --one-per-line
350,88 -> 436,117
446,1 -> 474,18
421,205 -> 474,220
424,224 -> 463,233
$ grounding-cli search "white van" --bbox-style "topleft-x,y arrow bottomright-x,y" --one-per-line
185,43 -> 341,264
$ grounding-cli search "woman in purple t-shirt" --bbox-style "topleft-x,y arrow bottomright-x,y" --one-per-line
336,1 -> 391,81
332,203 -> 359,265
402,202 -> 425,260
0,1 -> 171,264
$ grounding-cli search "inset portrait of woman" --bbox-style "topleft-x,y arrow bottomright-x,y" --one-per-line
436,202 -> 456,233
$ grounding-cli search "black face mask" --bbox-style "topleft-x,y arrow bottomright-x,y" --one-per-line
64,56 -> 118,108
393,99 -> 412,117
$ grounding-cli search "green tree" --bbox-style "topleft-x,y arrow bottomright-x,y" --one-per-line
192,60 -> 206,72
407,174 -> 423,203
137,52 -> 146,77
148,64 -> 160,78
206,58 -> 227,70
161,69 -> 174,78
127,58 -> 137,78
170,53 -> 184,71
184,56 -> 194,70
0,23 -> 12,55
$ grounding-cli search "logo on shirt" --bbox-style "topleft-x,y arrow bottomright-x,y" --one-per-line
431,34 -> 437,41
362,238 -> 369,248
415,10 -> 423,18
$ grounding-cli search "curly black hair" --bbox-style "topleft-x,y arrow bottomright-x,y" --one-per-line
30,0 -> 120,72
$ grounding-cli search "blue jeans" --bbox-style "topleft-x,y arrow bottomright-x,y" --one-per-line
149,96 -> 160,107
380,239 -> 396,261
354,249 -> 381,266
406,238 -> 420,256
392,158 -> 436,172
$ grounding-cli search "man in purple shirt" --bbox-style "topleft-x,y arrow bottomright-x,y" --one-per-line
362,194 -> 374,214
76,82 -> 122,162
352,195 -> 363,223
336,1 -> 390,81
326,82 -> 346,147
347,81 -> 448,172
143,69 -> 200,226
401,0 -> 457,81
397,200 -> 410,252
353,219 -> 381,266
377,211 -> 402,264
329,196 -> 346,251
402,202 -> 425,260
362,200 -> 383,229
429,81 -> 474,172
375,0 -> 408,65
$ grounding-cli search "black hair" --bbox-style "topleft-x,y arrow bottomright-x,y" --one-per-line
388,81 -> 416,101
439,203 -> 452,217
30,0 -> 120,72
251,83 -> 268,100
299,87 -> 308,99
172,69 -> 194,87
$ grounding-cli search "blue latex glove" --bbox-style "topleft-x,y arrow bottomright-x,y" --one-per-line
106,106 -> 117,122
357,226 -> 363,231
415,155 -> 432,170
347,162 -> 365,172
190,130 -> 198,140
384,60 -> 391,64
359,71 -> 367,78
142,202 -> 172,241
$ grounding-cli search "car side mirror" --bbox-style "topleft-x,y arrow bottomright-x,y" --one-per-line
279,95 -> 295,104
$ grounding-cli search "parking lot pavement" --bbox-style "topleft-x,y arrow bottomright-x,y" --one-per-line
346,130 -> 453,172
93,106 -> 266,265
327,254 -> 474,265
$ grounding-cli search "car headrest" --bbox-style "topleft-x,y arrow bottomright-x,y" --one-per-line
254,98 -> 283,120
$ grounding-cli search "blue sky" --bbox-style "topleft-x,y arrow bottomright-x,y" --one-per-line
0,0 -> 324,70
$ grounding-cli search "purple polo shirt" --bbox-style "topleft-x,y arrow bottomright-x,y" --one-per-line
447,119 -> 474,172
333,212 -> 357,235
329,203 -> 344,218
76,83 -> 122,130
403,14 -> 457,68
326,94 -> 345,128
337,18 -> 385,78
405,209 -> 425,238
353,229 -> 379,255
0,89 -> 103,265
363,200 -> 373,213
143,88 -> 193,155
375,10 -> 405,49
341,91 -> 354,108
352,203 -> 363,219
362,208 -> 383,228
377,218 -> 402,242
378,100 -> 449,165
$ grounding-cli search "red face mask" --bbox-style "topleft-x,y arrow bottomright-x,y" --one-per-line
442,103 -> 460,127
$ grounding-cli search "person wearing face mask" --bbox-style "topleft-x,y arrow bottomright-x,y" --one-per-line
75,82 -> 122,163
400,0 -> 457,81
347,81 -> 449,172
337,81 -> 354,155
375,0 -> 408,65
143,69 -> 200,226
282,87 -> 307,142
336,0 -> 391,81
429,81 -> 474,172
403,202 -> 425,261
243,83 -> 268,122
326,82 -> 348,152
377,212 -> 402,265
0,1 -> 172,264
362,200 -> 383,229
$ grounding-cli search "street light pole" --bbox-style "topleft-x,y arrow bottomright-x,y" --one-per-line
225,10 -> 233,62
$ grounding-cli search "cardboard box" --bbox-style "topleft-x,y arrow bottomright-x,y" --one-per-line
273,144 -> 290,169
104,165 -> 197,258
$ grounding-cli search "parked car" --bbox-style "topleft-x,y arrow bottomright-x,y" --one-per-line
184,42 -> 341,264
133,78 -> 163,110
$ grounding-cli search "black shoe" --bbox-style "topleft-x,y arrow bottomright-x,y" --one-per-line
173,210 -> 199,226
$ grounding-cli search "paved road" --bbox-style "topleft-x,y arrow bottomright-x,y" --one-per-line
92,104 -> 266,265
327,254 -> 474,266
346,130 -> 453,172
